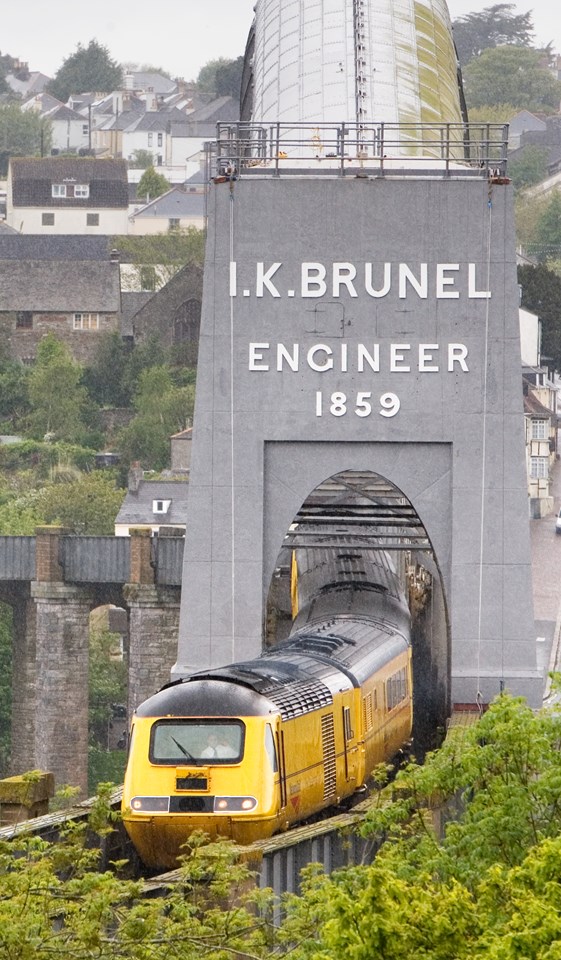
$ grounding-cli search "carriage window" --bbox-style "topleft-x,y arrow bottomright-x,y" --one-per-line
150,720 -> 244,764
386,668 -> 408,710
264,724 -> 278,772
343,706 -> 354,741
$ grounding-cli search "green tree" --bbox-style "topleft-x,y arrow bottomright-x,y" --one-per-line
27,334 -> 89,442
82,331 -> 133,408
37,470 -> 125,534
136,164 -> 170,202
128,148 -> 155,169
0,104 -> 51,176
463,46 -> 561,111
534,190 -> 561,259
452,3 -> 534,67
0,358 -> 30,427
518,261 -> 561,369
508,145 -> 550,191
118,366 -> 194,469
115,228 -> 205,290
47,39 -> 122,101
196,56 -> 244,99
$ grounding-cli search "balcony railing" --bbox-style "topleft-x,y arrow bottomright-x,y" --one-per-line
212,121 -> 509,180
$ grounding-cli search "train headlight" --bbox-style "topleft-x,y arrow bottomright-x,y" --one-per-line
213,796 -> 257,812
130,796 -> 170,812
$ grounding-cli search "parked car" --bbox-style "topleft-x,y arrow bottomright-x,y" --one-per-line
555,510 -> 561,534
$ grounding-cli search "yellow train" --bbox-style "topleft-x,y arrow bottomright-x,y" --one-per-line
122,551 -> 412,869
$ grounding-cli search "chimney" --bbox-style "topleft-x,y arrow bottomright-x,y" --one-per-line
128,461 -> 144,493
145,88 -> 157,112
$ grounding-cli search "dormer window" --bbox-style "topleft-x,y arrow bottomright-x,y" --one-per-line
52,184 -> 67,198
153,499 -> 171,515
51,183 -> 89,199
74,184 -> 90,198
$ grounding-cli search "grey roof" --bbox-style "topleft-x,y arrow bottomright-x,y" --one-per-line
45,104 -> 85,122
127,73 -> 178,95
10,157 -> 129,209
6,71 -> 50,96
132,188 -> 204,219
0,235 -> 115,260
0,260 -> 120,312
115,479 -> 189,527
120,291 -> 156,337
22,92 -> 63,113
187,96 -> 239,123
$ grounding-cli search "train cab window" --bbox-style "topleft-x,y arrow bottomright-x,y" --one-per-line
264,724 -> 278,772
343,706 -> 354,741
150,720 -> 245,765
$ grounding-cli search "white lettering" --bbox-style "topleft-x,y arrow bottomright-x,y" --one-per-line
468,263 -> 491,299
333,262 -> 358,297
341,342 -> 348,372
391,344 -> 411,371
436,264 -> 460,299
357,344 -> 380,372
399,263 -> 428,299
256,262 -> 281,297
365,262 -> 391,298
301,262 -> 327,298
307,344 -> 334,371
249,343 -> 270,370
448,343 -> 469,371
418,344 -> 440,372
277,343 -> 299,371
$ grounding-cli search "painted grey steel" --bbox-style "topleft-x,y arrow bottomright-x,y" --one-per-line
251,0 -> 462,133
258,828 -> 377,896
0,537 -> 35,580
154,537 -> 185,586
60,537 -> 130,583
215,121 -> 509,178
176,163 -> 541,708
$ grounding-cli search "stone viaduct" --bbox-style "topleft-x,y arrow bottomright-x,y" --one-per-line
0,527 -> 184,795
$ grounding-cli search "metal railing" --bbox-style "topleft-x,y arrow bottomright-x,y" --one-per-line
213,121 -> 509,180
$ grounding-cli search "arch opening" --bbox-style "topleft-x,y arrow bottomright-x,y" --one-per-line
265,469 -> 451,756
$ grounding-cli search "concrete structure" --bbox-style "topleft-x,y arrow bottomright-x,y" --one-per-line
176,135 -> 541,709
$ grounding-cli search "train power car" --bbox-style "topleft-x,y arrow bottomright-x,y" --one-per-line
122,551 -> 412,869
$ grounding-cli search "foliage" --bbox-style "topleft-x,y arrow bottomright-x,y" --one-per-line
0,357 -> 30,426
136,165 -> 170,202
114,226 -> 206,269
81,332 -> 134,408
0,103 -> 52,176
0,604 -> 12,778
196,56 -> 244,99
467,103 -> 517,124
37,470 -> 125,535
463,46 -> 561,111
533,190 -> 561,260
47,39 -> 122,102
452,3 -> 534,67
128,148 -> 156,169
118,366 -> 194,469
518,261 -> 561,370
508,145 -> 550,191
26,334 -> 89,443
88,628 -> 127,793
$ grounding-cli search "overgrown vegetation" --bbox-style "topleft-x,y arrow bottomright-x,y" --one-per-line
4,694 -> 561,957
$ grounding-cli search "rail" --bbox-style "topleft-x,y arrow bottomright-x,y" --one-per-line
213,121 -> 509,180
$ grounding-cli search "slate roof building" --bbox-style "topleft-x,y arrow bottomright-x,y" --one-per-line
0,239 -> 121,363
6,157 -> 129,234
115,465 -> 189,536
128,187 -> 205,234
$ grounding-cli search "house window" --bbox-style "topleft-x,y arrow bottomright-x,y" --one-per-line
42,212 -> 55,225
156,155 -> 163,166
530,457 -> 549,478
157,132 -> 163,147
147,133 -> 153,146
82,124 -> 89,135
153,499 -> 171,514
15,311 -> 32,329
73,312 -> 100,330
168,218 -> 180,231
51,184 -> 67,198
531,419 -> 548,440
74,184 -> 90,198
86,213 -> 99,226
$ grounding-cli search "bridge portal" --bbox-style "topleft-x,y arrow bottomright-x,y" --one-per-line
176,125 -> 542,709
